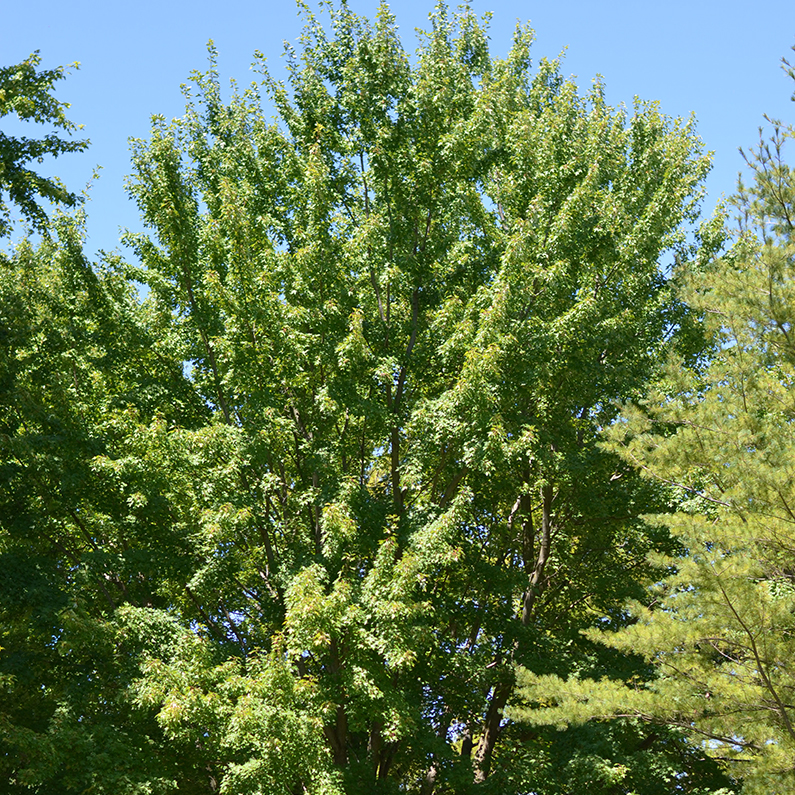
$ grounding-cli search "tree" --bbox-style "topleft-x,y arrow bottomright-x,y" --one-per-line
0,51 -> 89,236
0,210 -> 214,792
1,4 -> 719,793
513,52 -> 795,795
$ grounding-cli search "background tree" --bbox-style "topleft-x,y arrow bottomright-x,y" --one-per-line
513,52 -> 795,795
0,210 -> 216,791
2,4 -> 724,793
0,51 -> 89,236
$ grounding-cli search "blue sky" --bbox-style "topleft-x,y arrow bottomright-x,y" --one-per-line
3,0 -> 794,256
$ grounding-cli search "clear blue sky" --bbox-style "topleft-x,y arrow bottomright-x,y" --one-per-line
3,0 -> 794,256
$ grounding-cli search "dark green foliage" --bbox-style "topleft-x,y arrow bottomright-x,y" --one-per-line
0,214 -> 211,792
491,720 -> 735,795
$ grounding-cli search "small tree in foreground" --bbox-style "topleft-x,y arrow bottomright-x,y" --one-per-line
1,4 -> 724,793
514,53 -> 795,795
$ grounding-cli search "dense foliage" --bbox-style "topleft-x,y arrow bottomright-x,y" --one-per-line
0,4 -> 757,794
515,53 -> 795,795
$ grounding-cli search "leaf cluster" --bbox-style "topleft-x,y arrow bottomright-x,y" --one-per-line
0,52 -> 89,236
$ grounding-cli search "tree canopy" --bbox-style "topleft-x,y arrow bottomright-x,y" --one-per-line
514,51 -> 795,795
0,4 -> 757,794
